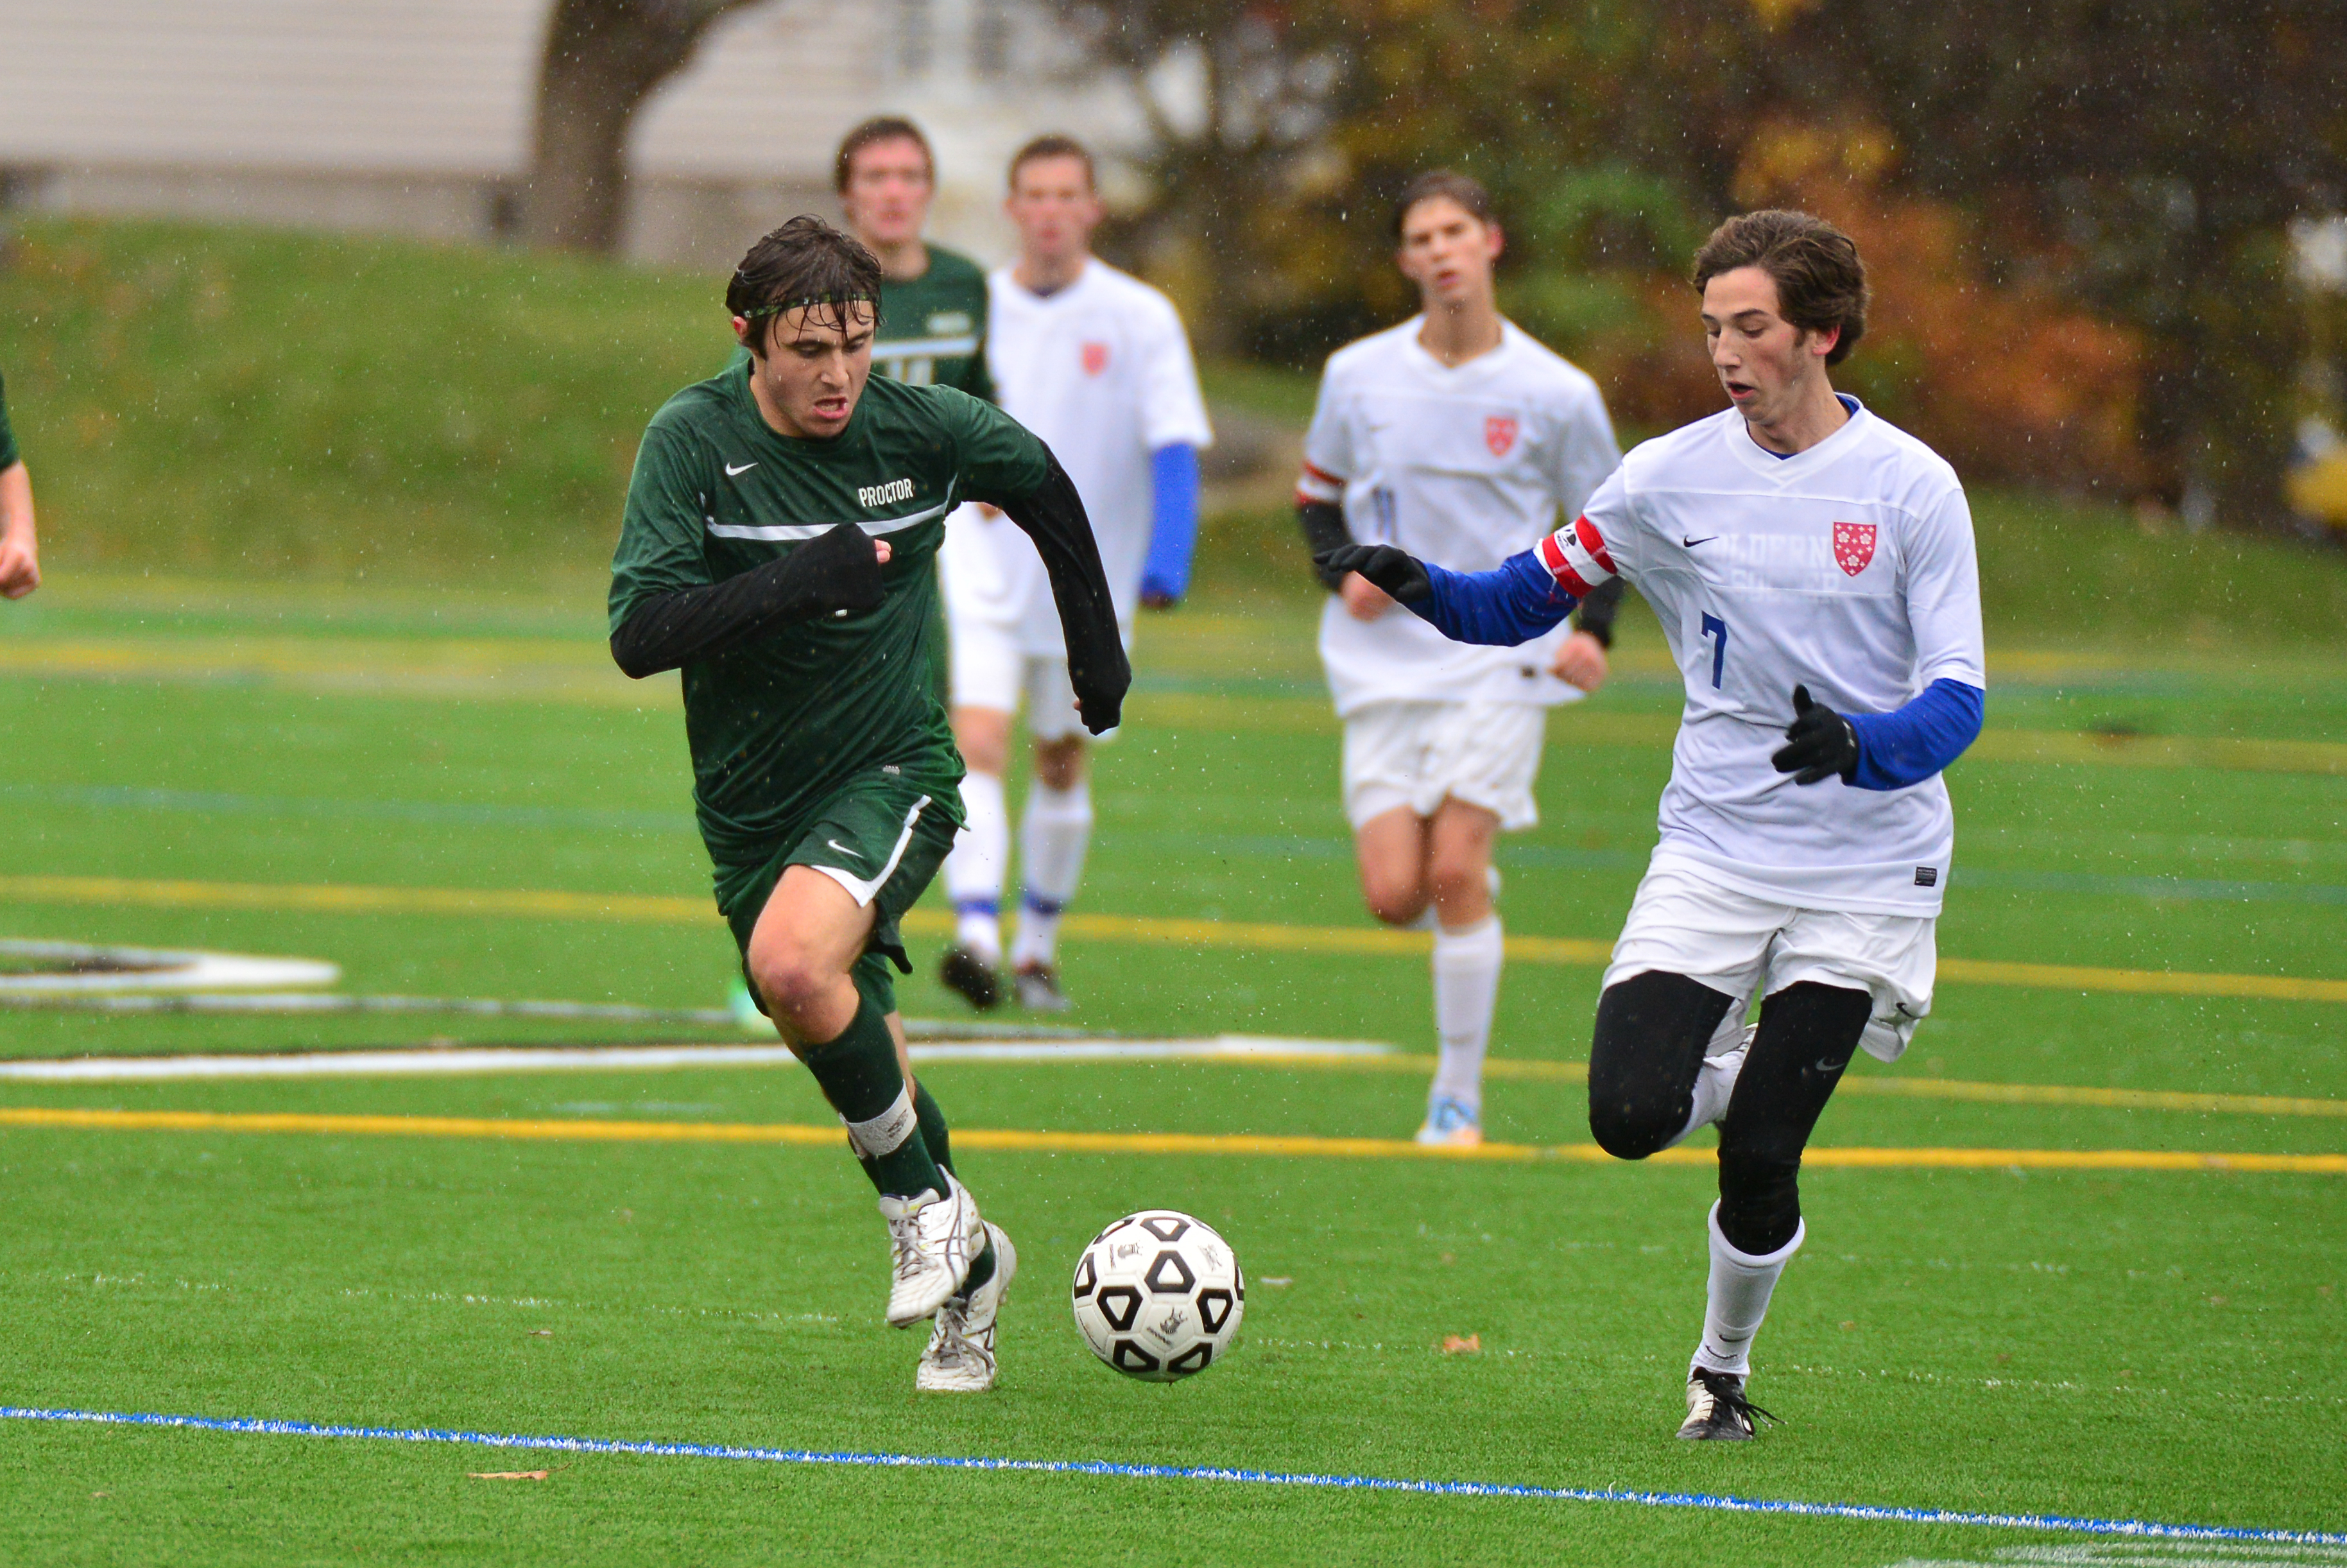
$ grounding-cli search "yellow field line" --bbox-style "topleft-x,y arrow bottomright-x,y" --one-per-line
1314,1054 -> 2347,1119
5,874 -> 2343,1004
0,1105 -> 2336,1175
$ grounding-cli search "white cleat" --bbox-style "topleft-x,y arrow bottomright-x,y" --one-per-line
1414,1096 -> 1484,1148
879,1175 -> 984,1328
918,1222 -> 1017,1392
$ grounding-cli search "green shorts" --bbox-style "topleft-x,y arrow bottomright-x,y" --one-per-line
713,770 -> 960,1017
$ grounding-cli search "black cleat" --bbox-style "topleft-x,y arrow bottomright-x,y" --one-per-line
1676,1367 -> 1778,1441
939,945 -> 1002,1011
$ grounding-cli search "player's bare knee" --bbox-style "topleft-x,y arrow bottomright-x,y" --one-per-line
1426,855 -> 1488,921
1033,737 -> 1086,791
746,944 -> 830,1033
1360,872 -> 1425,927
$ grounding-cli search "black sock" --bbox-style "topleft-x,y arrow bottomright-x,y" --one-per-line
800,996 -> 945,1201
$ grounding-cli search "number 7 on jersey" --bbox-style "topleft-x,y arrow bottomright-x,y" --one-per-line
1699,612 -> 1728,688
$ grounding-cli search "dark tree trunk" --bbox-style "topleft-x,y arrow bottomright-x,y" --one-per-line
522,0 -> 760,254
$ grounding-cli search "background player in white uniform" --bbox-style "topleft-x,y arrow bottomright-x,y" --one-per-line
1321,210 -> 1986,1440
1294,171 -> 1622,1147
937,135 -> 1212,1012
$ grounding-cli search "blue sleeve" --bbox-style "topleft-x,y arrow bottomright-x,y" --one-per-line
1406,549 -> 1579,646
1847,678 -> 1984,791
1140,443 -> 1200,601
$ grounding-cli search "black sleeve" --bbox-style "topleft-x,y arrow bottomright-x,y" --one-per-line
1570,576 -> 1626,648
1297,499 -> 1352,592
974,449 -> 1131,734
608,521 -> 885,678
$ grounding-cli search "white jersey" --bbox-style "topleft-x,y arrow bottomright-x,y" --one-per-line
1300,318 -> 1619,714
940,259 -> 1212,654
1541,399 -> 1985,915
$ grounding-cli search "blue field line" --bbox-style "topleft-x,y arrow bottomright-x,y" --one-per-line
6,1405 -> 2342,1544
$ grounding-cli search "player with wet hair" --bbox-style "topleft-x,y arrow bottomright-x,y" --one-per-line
1321,209 -> 1985,1439
612,215 -> 1127,1392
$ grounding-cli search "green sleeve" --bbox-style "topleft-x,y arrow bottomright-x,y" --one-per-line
0,370 -> 18,471
608,420 -> 714,633
935,386 -> 1049,503
959,334 -> 996,404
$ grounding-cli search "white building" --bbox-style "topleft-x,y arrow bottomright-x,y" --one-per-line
0,0 -> 1148,270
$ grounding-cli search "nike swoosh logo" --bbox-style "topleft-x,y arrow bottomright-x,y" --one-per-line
1814,1057 -> 1850,1074
826,840 -> 860,859
725,462 -> 757,476
1683,535 -> 1718,547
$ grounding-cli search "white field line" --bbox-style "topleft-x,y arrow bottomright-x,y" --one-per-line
0,940 -> 340,994
0,1035 -> 1395,1082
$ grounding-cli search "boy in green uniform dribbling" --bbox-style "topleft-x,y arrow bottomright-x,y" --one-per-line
610,217 -> 1126,1392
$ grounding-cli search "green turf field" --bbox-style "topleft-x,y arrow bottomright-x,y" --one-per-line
3,217 -> 2345,1563
2,569 -> 2343,1565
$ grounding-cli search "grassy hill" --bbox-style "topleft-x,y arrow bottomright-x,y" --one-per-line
4,215 -> 2344,644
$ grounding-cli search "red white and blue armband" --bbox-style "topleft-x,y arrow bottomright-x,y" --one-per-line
1294,460 -> 1345,508
1537,517 -> 1618,598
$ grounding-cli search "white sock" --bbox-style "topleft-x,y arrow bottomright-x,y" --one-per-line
943,770 -> 1008,965
1666,1011 -> 1752,1149
1692,1202 -> 1805,1378
1011,777 -> 1091,969
1429,915 -> 1502,1111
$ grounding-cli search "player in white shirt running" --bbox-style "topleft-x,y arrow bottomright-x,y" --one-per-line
937,135 -> 1213,1013
1322,210 -> 1986,1440
1294,171 -> 1622,1148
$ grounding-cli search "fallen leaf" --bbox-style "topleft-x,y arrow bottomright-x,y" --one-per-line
1839,1320 -> 1855,1331
89,1491 -> 110,1500
1260,1277 -> 1293,1288
1441,1334 -> 1481,1354
468,1470 -> 550,1481
528,1329 -> 553,1338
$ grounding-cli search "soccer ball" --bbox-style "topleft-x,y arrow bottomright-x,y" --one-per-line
1070,1210 -> 1244,1381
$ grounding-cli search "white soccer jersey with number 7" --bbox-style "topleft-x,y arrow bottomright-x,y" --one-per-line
1547,400 -> 1985,915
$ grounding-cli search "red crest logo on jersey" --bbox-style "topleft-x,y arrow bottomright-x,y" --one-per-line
1081,341 -> 1110,376
1832,521 -> 1878,576
1484,416 -> 1518,457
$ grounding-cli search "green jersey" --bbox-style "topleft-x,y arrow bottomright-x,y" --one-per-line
722,243 -> 993,401
610,368 -> 1047,866
0,368 -> 17,470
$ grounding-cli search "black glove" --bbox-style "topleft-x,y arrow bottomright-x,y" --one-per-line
608,521 -> 885,679
1314,543 -> 1432,603
780,521 -> 889,619
1771,684 -> 1861,785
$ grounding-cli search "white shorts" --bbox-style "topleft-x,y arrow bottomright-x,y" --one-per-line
947,613 -> 1099,743
1603,859 -> 1937,1062
1341,700 -> 1546,832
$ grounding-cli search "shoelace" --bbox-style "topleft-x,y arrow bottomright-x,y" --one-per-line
929,1307 -> 972,1366
1692,1369 -> 1779,1429
889,1212 -> 927,1283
